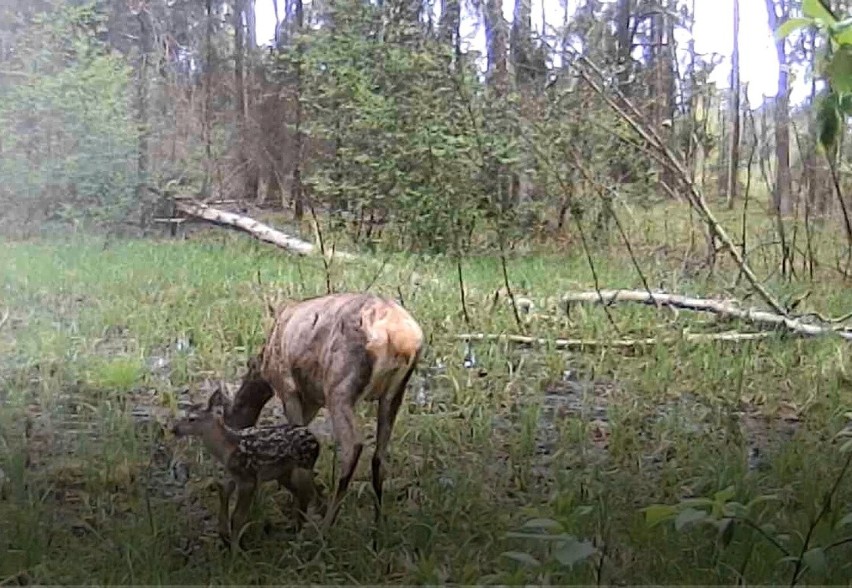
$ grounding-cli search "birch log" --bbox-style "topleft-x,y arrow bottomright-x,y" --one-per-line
560,290 -> 852,341
174,199 -> 357,260
456,330 -> 774,350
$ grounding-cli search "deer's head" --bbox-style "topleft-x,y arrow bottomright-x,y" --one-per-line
172,384 -> 233,437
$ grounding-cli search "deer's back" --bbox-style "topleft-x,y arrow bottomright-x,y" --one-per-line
259,293 -> 423,401
229,424 -> 320,478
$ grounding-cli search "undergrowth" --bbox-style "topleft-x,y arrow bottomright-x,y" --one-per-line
1,206 -> 851,584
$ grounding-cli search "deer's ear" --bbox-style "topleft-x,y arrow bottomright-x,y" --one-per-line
208,383 -> 232,412
246,355 -> 260,373
208,388 -> 224,411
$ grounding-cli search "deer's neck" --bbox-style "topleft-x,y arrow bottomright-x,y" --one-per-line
199,424 -> 240,465
226,377 -> 274,429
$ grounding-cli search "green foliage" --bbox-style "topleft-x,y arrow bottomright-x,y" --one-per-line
0,2 -> 138,226
641,447 -> 852,585
283,0 -> 492,253
269,0 -> 565,253
775,2 -> 852,152
502,516 -> 598,575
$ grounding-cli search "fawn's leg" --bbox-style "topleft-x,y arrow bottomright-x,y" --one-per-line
280,466 -> 321,530
217,478 -> 236,543
230,477 -> 258,549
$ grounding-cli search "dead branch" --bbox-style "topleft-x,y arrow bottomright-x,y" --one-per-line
0,309 -> 9,331
560,289 -> 852,341
572,55 -> 788,318
172,199 -> 356,261
456,330 -> 775,350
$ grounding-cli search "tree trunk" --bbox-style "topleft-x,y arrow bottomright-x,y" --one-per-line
805,29 -> 829,215
765,0 -> 792,217
652,3 -> 676,195
615,0 -> 632,92
203,0 -> 215,197
291,0 -> 304,220
233,0 -> 257,202
484,0 -> 511,211
484,0 -> 508,94
272,0 -> 281,46
726,0 -> 741,209
135,6 -> 153,226
439,0 -> 461,65
245,0 -> 256,48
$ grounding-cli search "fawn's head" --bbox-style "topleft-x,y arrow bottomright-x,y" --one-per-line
172,384 -> 233,438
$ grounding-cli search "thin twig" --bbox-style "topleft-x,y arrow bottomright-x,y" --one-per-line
499,237 -> 524,333
733,516 -> 791,557
569,202 -> 623,336
735,114 -> 758,287
567,145 -> 656,300
789,451 -> 852,587
824,535 -> 852,552
517,125 -> 621,334
825,150 -> 852,276
457,257 -> 471,328
0,309 -> 9,331
364,255 -> 391,292
308,203 -> 333,295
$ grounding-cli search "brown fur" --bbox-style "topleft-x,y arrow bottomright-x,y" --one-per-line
225,292 -> 424,534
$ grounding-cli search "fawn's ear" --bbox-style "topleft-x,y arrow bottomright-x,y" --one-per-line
246,354 -> 261,374
208,381 -> 233,413
208,387 -> 224,410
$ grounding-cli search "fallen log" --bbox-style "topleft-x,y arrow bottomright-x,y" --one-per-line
560,290 -> 852,341
173,199 -> 357,260
456,330 -> 775,351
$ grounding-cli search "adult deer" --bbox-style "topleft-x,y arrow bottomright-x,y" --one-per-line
223,292 -> 424,534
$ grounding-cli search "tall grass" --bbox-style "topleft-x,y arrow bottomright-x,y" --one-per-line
0,206 -> 851,584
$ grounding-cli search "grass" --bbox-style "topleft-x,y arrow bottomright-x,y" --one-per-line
1,203 -> 852,585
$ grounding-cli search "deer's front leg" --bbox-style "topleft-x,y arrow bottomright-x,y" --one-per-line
217,478 -> 236,544
230,477 -> 257,549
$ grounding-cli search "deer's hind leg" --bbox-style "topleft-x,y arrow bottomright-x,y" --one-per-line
279,464 -> 323,531
321,361 -> 372,531
372,362 -> 417,524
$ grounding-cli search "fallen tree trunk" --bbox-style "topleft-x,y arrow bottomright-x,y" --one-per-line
173,199 -> 357,260
560,290 -> 852,341
456,330 -> 775,351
